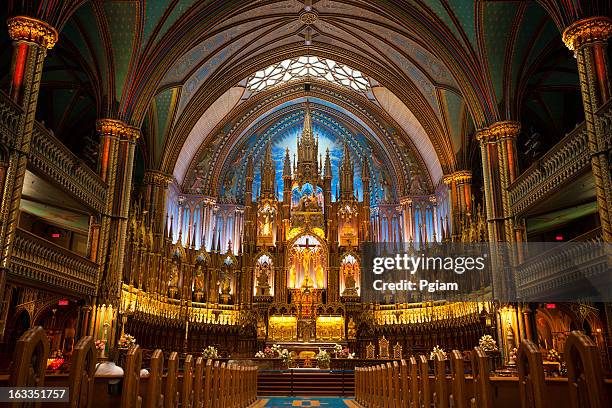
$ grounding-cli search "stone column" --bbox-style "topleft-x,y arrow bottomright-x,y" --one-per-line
562,17 -> 612,242
0,17 -> 57,338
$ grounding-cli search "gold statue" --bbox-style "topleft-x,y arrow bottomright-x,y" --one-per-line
315,264 -> 325,288
347,317 -> 357,340
289,265 -> 296,288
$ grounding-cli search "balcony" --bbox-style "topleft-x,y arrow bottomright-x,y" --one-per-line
515,228 -> 608,301
0,90 -> 107,213
10,228 -> 98,296
0,91 -> 22,145
508,123 -> 590,215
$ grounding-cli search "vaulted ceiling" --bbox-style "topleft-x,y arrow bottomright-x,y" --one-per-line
2,0 -> 606,197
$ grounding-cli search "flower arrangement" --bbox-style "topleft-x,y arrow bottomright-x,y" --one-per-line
337,346 -> 353,358
118,333 -> 136,349
316,349 -> 331,368
430,345 -> 446,360
254,351 -> 266,358
478,335 -> 498,352
202,346 -> 219,359
271,344 -> 282,356
333,344 -> 343,354
278,348 -> 292,367
547,349 -> 560,362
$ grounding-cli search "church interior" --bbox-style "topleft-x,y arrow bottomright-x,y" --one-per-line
0,1 -> 611,406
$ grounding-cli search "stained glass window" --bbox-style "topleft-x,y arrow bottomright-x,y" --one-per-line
246,56 -> 370,93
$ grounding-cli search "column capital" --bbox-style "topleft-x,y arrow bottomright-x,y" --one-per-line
143,169 -> 174,186
476,121 -> 520,143
96,119 -> 140,140
7,16 -> 58,49
443,170 -> 472,185
563,16 -> 612,52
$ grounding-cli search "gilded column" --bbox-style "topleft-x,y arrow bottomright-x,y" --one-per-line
443,171 -> 472,240
0,17 -> 57,337
563,17 -> 612,242
93,119 -> 139,347
477,121 -> 520,243
143,170 -> 173,240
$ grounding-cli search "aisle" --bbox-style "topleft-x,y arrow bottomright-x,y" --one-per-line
257,397 -> 357,407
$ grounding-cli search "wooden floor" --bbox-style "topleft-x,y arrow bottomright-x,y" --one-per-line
258,369 -> 355,397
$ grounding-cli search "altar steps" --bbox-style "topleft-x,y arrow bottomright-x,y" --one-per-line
257,370 -> 354,397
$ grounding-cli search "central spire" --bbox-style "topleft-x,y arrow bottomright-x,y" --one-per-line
296,100 -> 319,185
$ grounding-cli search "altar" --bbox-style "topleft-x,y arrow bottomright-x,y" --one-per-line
268,315 -> 345,343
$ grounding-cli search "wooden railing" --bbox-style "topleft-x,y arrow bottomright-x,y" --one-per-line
508,123 -> 589,215
0,90 -> 22,145
10,228 -> 98,296
354,331 -> 610,408
515,233 -> 606,300
3,326 -> 258,408
0,90 -> 106,213
29,121 -> 107,213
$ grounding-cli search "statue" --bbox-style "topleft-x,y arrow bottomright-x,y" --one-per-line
347,317 -> 357,340
220,272 -> 232,303
289,265 -> 296,288
410,173 -> 426,195
315,264 -> 325,288
256,262 -> 271,296
194,268 -> 205,301
342,263 -> 358,296
168,262 -> 179,297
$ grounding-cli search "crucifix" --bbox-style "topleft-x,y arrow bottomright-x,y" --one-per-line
296,237 -> 318,288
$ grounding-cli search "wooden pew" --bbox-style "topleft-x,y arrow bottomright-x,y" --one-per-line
400,359 -> 410,407
9,326 -> 50,408
121,345 -> 143,408
164,352 -> 178,408
433,352 -> 449,408
418,355 -> 431,408
69,335 -> 96,408
409,356 -> 419,408
470,347 -> 492,408
517,339 -> 546,408
449,350 -> 468,408
391,361 -> 400,408
564,330 -> 607,408
144,349 -> 164,408
193,357 -> 204,408
182,355 -> 194,408
211,361 -> 221,408
203,359 -> 213,408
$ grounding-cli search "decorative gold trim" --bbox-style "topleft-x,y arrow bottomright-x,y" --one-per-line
7,16 -> 58,49
477,121 -> 520,142
143,170 -> 174,186
443,170 -> 472,184
562,16 -> 612,52
96,118 -> 140,140
488,120 -> 520,139
299,9 -> 318,25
